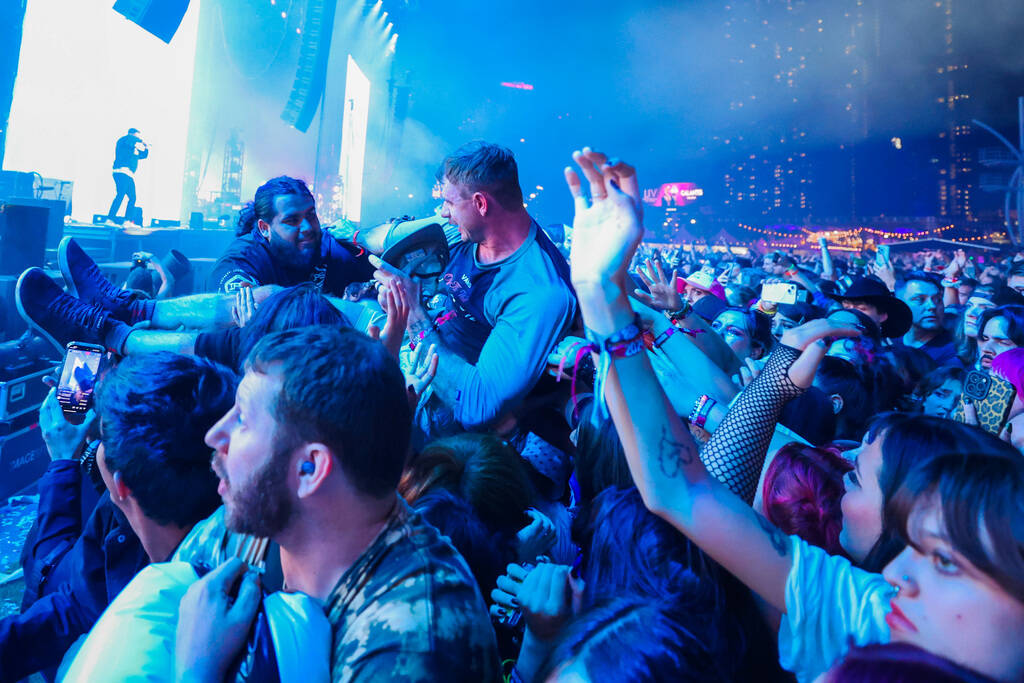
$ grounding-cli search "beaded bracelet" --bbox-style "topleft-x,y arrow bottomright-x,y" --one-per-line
408,310 -> 457,351
665,302 -> 693,323
689,394 -> 717,429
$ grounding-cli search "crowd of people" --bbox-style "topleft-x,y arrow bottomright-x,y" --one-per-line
1,141 -> 1022,682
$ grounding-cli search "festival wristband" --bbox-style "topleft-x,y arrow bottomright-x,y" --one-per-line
408,310 -> 457,351
585,314 -> 645,419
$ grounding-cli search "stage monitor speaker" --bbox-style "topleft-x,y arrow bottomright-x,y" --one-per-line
6,197 -> 67,249
0,171 -> 34,199
112,0 -> 190,44
189,211 -> 203,230
151,218 -> 180,228
0,202 -> 49,275
0,420 -> 48,500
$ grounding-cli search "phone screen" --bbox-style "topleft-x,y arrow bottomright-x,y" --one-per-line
57,343 -> 104,424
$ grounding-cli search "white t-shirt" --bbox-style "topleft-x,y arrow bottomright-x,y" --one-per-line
778,535 -> 893,682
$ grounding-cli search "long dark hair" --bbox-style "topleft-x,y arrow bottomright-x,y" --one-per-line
236,176 -> 314,236
859,413 -> 1017,572
891,452 -> 1024,601
978,304 -> 1024,350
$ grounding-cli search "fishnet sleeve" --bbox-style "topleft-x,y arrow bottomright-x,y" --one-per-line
699,344 -> 803,504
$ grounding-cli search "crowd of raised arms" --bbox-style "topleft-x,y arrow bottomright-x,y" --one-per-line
2,141 -> 1023,683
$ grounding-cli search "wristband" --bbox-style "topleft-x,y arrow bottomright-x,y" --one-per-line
407,310 -> 457,351
784,268 -> 799,279
941,277 -> 960,288
689,395 -> 717,429
586,314 -> 644,420
352,230 -> 365,257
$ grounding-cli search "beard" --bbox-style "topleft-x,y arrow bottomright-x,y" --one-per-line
267,230 -> 318,271
214,442 -> 295,538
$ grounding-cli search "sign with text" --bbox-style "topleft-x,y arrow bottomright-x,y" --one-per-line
643,183 -> 704,207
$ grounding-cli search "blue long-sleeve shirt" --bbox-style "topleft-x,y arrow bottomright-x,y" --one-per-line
0,493 -> 147,682
420,222 -> 576,432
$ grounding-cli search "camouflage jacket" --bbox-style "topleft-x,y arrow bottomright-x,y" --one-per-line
327,499 -> 500,682
174,501 -> 500,682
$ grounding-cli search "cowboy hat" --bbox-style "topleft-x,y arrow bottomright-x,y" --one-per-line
827,275 -> 912,338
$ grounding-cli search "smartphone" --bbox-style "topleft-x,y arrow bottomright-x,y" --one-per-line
761,282 -> 799,305
56,342 -> 105,425
876,245 -> 890,268
952,371 -> 1017,435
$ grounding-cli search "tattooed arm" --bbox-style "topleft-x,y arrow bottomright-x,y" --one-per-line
565,147 -> 857,612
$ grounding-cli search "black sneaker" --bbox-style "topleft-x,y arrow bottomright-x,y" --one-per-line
16,268 -> 126,354
58,237 -> 149,324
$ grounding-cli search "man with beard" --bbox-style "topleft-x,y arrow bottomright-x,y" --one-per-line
173,326 -> 499,683
15,176 -> 373,357
210,176 -> 374,295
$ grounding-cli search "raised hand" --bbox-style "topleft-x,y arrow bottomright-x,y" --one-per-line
564,147 -> 644,290
378,278 -> 411,360
633,257 -> 683,311
370,254 -> 430,331
404,341 -> 438,407
780,318 -> 862,388
230,285 -> 256,328
516,508 -> 557,563
732,356 -> 766,388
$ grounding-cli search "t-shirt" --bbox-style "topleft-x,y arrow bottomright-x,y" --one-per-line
327,500 -> 499,682
890,328 -> 962,368
778,535 -> 892,682
210,230 -> 375,296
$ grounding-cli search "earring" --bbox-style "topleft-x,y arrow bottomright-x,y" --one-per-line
301,461 -> 314,475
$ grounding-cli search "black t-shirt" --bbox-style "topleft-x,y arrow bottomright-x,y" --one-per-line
209,230 -> 375,296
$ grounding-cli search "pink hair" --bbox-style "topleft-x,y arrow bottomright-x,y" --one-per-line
991,347 -> 1024,397
762,443 -> 852,557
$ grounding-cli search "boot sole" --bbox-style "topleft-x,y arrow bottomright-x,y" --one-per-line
15,268 -> 67,356
57,236 -> 80,299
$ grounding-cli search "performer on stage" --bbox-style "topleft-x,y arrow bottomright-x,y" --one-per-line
107,127 -> 148,226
